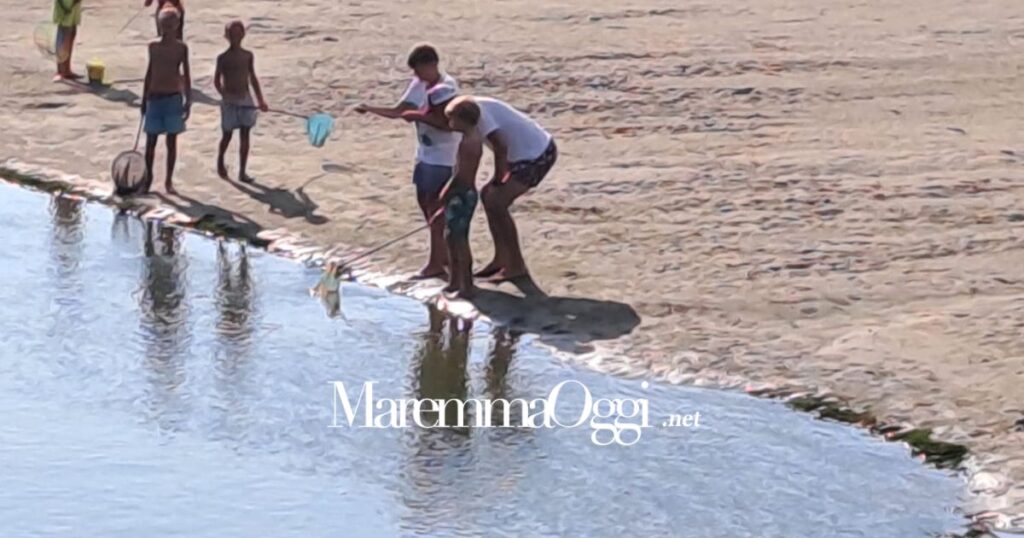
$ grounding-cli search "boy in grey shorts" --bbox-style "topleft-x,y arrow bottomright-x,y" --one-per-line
214,20 -> 268,183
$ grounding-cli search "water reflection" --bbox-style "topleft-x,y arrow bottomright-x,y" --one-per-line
415,307 -> 471,431
215,241 -> 256,351
212,242 -> 258,440
0,185 -> 968,537
138,221 -> 191,430
45,195 -> 87,379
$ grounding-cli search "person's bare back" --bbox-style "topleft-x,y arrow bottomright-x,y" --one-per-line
147,39 -> 188,95
216,47 -> 254,104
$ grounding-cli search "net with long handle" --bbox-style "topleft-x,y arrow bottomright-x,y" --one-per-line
33,21 -> 64,62
244,106 -> 335,147
111,119 -> 147,196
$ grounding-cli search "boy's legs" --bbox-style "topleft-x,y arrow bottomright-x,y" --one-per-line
413,163 -> 452,278
164,134 -> 177,194
161,94 -> 186,193
217,129 -> 233,179
417,192 -> 448,278
144,133 -> 159,193
444,190 -> 478,297
455,239 -> 475,298
56,26 -> 78,78
238,127 -> 252,183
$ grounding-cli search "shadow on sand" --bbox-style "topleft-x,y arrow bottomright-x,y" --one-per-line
58,79 -> 142,107
225,178 -> 328,225
154,193 -> 266,244
57,80 -> 220,109
466,279 -> 641,353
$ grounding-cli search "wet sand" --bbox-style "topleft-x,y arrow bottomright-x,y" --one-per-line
2,0 -> 1023,530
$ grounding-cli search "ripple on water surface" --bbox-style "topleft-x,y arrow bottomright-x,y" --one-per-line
0,185 -> 965,537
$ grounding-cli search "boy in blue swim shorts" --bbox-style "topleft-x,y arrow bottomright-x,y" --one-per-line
141,8 -> 191,194
438,96 -> 483,298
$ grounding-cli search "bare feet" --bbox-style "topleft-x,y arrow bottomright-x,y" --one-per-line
217,163 -> 229,180
165,182 -> 177,195
239,173 -> 255,184
442,283 -> 459,293
66,72 -> 83,80
474,261 -> 503,278
484,268 -> 528,284
412,266 -> 447,280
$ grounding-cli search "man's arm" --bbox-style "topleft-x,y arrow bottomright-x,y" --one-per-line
487,131 -> 510,183
182,44 -> 192,119
248,53 -> 268,111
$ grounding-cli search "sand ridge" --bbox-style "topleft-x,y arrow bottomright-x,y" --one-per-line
2,0 -> 1024,530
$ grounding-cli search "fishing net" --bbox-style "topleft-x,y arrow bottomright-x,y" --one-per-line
306,113 -> 334,148
111,150 -> 147,196
33,22 -> 58,58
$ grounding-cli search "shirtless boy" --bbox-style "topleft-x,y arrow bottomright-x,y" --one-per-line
141,8 -> 191,194
438,96 -> 484,298
215,20 -> 269,183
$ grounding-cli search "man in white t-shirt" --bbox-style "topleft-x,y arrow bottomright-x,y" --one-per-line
469,96 -> 558,284
355,44 -> 459,279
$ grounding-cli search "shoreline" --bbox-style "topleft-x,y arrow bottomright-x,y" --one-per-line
0,160 -> 998,535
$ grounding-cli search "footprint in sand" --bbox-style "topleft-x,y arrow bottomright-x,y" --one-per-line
321,162 -> 354,174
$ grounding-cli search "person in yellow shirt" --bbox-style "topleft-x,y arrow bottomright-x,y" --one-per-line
52,0 -> 82,80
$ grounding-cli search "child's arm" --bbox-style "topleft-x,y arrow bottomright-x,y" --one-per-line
400,107 -> 451,131
355,78 -> 422,118
355,103 -> 415,119
141,46 -> 152,114
248,53 -> 268,111
213,54 -> 223,96
182,43 -> 192,120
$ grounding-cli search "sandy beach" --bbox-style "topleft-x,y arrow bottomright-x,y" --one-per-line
2,0 -> 1023,530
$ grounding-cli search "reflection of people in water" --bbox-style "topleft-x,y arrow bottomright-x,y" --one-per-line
213,240 -> 257,423
49,195 -> 84,280
139,221 -> 190,428
415,306 -> 472,430
215,241 -> 255,346
484,326 -> 517,414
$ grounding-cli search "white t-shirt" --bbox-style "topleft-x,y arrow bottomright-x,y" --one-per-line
399,73 -> 461,167
474,97 -> 552,162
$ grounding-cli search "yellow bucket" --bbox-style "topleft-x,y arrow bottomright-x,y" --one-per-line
86,59 -> 105,85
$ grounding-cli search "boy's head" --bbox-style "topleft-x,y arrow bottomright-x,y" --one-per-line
157,7 -> 181,35
407,43 -> 440,82
427,84 -> 458,112
445,96 -> 481,133
225,20 -> 246,44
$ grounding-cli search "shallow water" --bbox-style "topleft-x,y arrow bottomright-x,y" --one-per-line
0,184 -> 965,537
